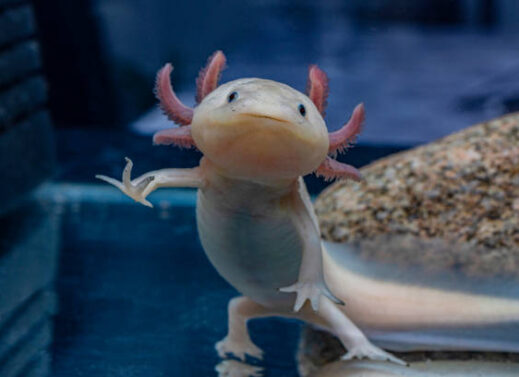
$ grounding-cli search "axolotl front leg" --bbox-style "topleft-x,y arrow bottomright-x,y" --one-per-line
279,179 -> 343,311
96,157 -> 203,206
283,181 -> 406,365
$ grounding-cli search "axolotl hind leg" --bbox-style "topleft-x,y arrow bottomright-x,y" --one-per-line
216,296 -> 273,361
313,297 -> 407,365
216,295 -> 406,366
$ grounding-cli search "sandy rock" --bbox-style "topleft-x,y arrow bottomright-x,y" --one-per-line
315,113 -> 519,278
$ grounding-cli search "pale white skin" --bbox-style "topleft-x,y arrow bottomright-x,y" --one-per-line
97,78 -> 406,366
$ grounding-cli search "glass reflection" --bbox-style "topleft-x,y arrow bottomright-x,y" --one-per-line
0,200 -> 59,377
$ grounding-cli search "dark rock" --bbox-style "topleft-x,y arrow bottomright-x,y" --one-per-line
0,0 -> 27,9
0,111 -> 54,214
0,76 -> 47,131
0,6 -> 34,48
0,41 -> 40,87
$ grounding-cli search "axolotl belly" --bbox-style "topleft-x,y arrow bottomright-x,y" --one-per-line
196,169 -> 303,310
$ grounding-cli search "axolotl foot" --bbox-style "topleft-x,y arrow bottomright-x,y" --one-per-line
279,280 -> 344,312
341,341 -> 407,366
215,335 -> 264,361
96,157 -> 155,207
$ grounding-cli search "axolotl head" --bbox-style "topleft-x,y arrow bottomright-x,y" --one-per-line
153,51 -> 365,183
192,78 -> 329,180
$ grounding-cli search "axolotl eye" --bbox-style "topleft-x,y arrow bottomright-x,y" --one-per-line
227,91 -> 238,103
298,104 -> 306,117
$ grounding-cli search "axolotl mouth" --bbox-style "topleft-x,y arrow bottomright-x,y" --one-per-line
239,113 -> 292,124
221,112 -> 320,146
229,112 -> 318,143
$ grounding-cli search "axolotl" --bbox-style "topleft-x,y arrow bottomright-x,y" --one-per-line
96,50 -> 404,365
96,51 -> 519,367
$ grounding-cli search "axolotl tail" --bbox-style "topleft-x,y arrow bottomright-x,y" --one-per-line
322,236 -> 519,352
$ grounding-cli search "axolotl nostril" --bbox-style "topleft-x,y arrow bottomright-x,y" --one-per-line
96,51 -> 519,369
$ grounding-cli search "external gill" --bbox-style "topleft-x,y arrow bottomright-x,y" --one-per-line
153,50 -> 227,148
306,65 -> 365,182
